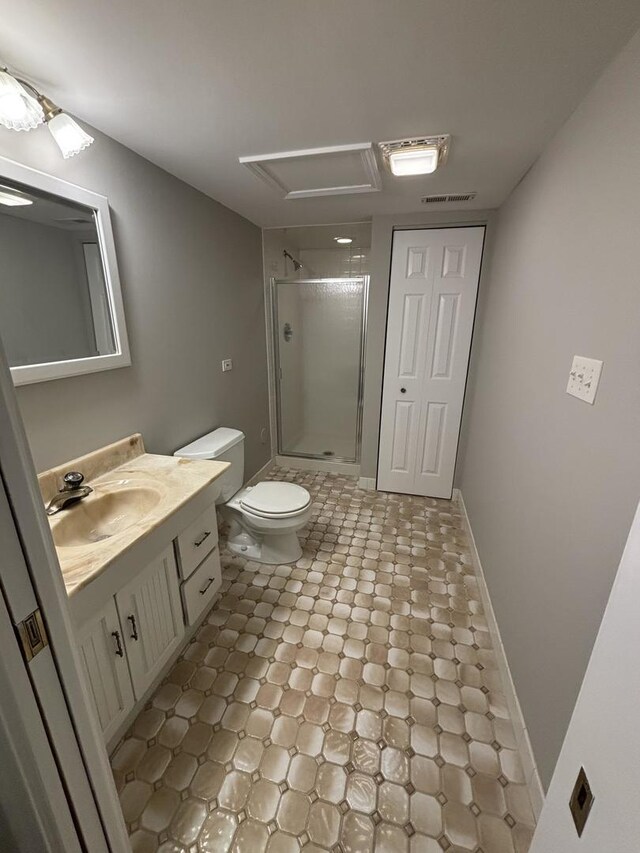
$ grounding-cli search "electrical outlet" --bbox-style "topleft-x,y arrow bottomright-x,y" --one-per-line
221,358 -> 233,372
566,355 -> 603,404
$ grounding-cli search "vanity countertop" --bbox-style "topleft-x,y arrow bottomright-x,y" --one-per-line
38,434 -> 228,597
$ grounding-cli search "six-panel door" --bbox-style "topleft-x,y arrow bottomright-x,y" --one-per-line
77,598 -> 135,742
115,546 -> 184,699
377,227 -> 485,498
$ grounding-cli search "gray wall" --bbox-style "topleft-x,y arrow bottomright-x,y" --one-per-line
0,124 -> 270,477
360,209 -> 495,479
456,30 -> 640,786
0,214 -> 96,366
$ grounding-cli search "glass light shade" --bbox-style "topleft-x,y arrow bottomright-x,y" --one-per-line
389,145 -> 439,176
47,112 -> 94,158
0,70 -> 44,131
334,237 -> 353,244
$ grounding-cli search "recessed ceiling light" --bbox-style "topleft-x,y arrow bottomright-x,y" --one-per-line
379,135 -> 450,177
334,237 -> 353,244
0,187 -> 33,206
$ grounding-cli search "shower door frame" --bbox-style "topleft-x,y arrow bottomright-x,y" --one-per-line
270,276 -> 369,464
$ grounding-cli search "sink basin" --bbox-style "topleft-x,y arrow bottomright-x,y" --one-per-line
51,481 -> 164,548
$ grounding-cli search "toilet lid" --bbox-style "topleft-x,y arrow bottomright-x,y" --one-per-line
240,481 -> 311,517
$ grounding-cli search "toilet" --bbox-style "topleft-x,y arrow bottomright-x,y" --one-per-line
174,428 -> 311,564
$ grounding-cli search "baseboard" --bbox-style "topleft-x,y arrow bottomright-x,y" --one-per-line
358,476 -> 377,491
246,457 -> 276,486
456,489 -> 545,820
275,455 -> 360,476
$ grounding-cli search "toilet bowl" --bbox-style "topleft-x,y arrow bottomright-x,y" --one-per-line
223,481 -> 311,564
174,428 -> 311,565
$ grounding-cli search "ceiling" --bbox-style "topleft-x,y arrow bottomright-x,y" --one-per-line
1,1 -> 639,227
275,223 -> 372,251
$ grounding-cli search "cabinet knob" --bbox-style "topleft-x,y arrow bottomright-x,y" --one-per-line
400,388 -> 407,394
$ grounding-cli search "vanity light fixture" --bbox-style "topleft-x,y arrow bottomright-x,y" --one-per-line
378,135 -> 450,176
0,186 -> 33,206
39,96 -> 94,159
0,69 -> 43,131
334,237 -> 353,244
0,66 -> 94,158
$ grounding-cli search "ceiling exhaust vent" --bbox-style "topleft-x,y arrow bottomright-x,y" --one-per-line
421,192 -> 477,204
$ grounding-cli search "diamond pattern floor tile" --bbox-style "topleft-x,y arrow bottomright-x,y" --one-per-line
111,468 -> 536,852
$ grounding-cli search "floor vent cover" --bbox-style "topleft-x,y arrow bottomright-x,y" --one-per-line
421,192 -> 477,204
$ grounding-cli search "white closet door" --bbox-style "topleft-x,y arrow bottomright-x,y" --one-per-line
377,227 -> 485,498
115,546 -> 183,699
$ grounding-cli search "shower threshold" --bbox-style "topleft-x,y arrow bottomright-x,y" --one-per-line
282,431 -> 357,462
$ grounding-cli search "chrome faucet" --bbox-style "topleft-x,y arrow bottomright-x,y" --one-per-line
45,471 -> 93,516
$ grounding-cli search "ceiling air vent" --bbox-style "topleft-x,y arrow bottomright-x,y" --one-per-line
421,192 -> 477,204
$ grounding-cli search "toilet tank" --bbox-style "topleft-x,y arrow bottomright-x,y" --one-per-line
174,427 -> 244,503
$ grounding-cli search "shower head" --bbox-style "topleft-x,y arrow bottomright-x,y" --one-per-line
283,249 -> 303,273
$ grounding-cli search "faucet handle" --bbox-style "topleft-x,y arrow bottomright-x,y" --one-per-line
63,471 -> 85,490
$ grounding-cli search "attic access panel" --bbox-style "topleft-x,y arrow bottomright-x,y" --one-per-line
239,143 -> 381,199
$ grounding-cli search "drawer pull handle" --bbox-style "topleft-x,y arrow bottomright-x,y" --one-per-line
112,630 -> 123,657
194,531 -> 211,548
199,577 -> 215,595
128,614 -> 139,641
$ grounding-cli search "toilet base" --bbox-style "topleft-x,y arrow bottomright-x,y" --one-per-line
226,523 -> 303,565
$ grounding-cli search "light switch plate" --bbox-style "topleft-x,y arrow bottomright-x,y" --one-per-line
567,355 -> 603,404
221,358 -> 233,372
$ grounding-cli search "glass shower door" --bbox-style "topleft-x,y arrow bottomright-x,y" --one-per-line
273,277 -> 367,462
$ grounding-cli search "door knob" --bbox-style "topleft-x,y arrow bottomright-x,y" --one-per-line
400,388 -> 407,393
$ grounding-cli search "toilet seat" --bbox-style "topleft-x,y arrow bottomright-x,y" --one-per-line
239,481 -> 311,519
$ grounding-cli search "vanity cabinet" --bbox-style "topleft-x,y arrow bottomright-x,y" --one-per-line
73,496 -> 222,746
115,546 -> 183,699
77,599 -> 135,743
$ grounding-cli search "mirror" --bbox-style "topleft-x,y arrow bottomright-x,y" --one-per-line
0,157 -> 130,385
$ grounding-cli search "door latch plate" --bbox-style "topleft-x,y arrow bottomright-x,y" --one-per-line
17,608 -> 49,662
569,766 -> 594,837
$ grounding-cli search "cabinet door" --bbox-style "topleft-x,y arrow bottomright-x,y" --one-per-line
115,546 -> 184,700
77,599 -> 135,742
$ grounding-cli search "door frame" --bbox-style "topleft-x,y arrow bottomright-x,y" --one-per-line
375,224 -> 487,496
0,341 -> 130,851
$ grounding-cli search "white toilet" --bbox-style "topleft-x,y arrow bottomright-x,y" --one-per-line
175,428 -> 312,565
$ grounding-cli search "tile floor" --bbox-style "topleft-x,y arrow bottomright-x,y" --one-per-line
111,468 -> 536,853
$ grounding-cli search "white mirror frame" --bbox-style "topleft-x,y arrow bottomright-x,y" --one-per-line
0,155 -> 131,386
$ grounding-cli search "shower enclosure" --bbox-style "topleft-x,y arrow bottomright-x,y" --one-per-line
271,277 -> 368,463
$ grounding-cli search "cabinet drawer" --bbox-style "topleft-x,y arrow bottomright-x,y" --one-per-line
176,503 -> 219,579
182,547 -> 222,626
